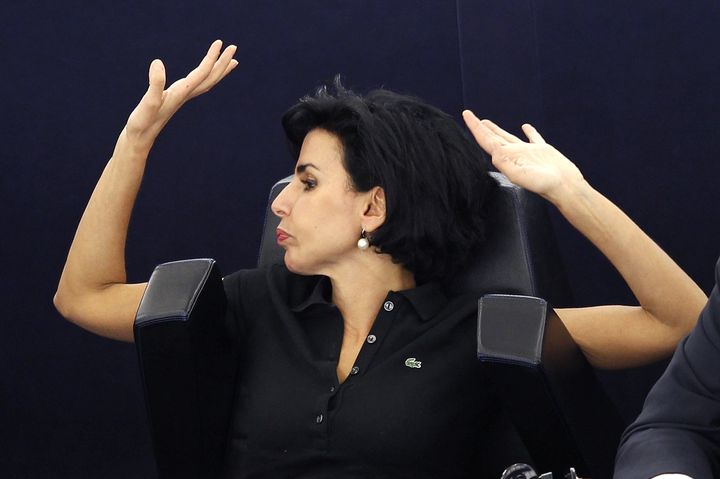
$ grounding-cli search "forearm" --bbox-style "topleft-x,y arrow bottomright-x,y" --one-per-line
550,179 -> 706,367
54,130 -> 150,336
615,428 -> 715,479
460,114 -> 706,367
552,179 -> 706,332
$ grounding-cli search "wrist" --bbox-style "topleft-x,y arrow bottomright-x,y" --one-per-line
116,127 -> 155,158
545,176 -> 592,210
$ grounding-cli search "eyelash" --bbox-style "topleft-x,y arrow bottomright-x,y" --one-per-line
301,178 -> 317,191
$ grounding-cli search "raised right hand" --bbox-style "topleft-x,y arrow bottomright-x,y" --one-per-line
54,40 -> 237,342
124,39 -> 238,150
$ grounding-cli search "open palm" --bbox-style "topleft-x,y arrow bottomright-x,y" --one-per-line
462,110 -> 584,203
125,39 -> 238,149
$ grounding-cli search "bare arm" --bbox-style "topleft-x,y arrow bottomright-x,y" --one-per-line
54,40 -> 238,342
462,111 -> 707,369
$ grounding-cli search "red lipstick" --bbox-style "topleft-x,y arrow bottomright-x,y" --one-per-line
276,228 -> 290,243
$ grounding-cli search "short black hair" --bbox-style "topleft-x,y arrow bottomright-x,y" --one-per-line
282,78 -> 497,283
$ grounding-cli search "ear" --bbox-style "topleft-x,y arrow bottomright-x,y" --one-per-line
360,186 -> 386,233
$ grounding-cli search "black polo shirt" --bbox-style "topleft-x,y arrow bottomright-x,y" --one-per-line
222,264 -> 498,478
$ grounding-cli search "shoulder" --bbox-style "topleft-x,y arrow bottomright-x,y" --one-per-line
223,267 -> 267,294
222,267 -> 264,306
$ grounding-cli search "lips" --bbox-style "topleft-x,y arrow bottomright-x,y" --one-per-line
276,228 -> 290,243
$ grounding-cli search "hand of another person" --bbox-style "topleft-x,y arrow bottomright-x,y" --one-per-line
462,110 -> 584,205
125,39 -> 238,150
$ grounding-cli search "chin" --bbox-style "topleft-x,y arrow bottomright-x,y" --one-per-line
282,247 -> 336,277
282,253 -> 312,276
284,259 -> 300,274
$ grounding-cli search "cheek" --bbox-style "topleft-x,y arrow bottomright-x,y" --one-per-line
303,194 -> 357,234
304,218 -> 356,250
293,209 -> 358,259
292,187 -> 361,248
319,204 -> 359,239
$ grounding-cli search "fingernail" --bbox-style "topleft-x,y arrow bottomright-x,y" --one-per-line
462,111 -> 480,123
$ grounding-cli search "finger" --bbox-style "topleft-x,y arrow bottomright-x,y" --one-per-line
217,58 -> 239,82
480,119 -> 524,144
522,123 -> 546,144
462,110 -> 505,155
182,39 -> 225,91
227,59 -> 239,73
190,44 -> 238,98
142,59 -> 166,108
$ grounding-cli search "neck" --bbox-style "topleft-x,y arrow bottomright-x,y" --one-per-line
327,254 -> 415,337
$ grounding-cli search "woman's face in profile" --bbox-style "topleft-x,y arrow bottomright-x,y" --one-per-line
272,128 -> 369,276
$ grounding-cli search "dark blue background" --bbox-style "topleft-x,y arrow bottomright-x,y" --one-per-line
2,1 -> 719,477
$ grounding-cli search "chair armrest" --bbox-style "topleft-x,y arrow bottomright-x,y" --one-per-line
134,258 -> 237,479
477,294 -> 625,479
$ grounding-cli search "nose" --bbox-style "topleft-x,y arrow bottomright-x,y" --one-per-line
271,181 -> 293,218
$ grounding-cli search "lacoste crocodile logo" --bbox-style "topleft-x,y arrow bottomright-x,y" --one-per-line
404,357 -> 422,369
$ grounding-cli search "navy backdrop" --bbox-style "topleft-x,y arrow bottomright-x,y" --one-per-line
2,1 -> 719,477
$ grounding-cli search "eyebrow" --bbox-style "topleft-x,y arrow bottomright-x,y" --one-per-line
296,163 -> 320,174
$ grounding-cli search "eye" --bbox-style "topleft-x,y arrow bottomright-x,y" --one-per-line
301,178 -> 317,191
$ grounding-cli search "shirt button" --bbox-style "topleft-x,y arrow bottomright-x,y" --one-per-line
366,334 -> 377,344
383,301 -> 394,312
329,386 -> 335,393
316,414 -> 324,424
350,366 -> 360,375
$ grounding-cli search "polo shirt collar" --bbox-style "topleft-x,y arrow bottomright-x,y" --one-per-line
397,281 -> 447,322
290,275 -> 333,312
290,275 -> 448,322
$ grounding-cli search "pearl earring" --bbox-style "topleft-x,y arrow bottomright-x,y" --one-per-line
357,229 -> 370,250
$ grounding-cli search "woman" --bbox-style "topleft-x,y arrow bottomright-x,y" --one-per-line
55,40 -> 706,477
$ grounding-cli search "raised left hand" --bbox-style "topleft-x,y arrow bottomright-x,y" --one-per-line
462,110 -> 584,204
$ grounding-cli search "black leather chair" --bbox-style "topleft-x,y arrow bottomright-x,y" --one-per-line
477,295 -> 625,478
134,172 -> 624,478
